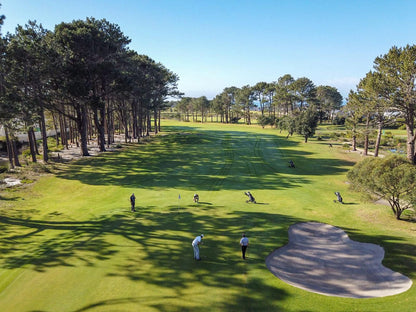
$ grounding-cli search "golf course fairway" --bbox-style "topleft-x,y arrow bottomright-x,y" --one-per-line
0,120 -> 415,311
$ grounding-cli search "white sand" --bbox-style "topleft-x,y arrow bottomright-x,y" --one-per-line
266,222 -> 412,298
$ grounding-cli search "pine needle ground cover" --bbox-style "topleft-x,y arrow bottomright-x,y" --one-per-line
0,121 -> 415,311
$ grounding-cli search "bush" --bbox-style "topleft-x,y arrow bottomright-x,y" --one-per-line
329,132 -> 341,140
22,149 -> 32,158
398,124 -> 407,130
332,116 -> 345,125
347,155 -> 416,220
29,162 -> 53,173
257,116 -> 277,128
230,117 -> 241,124
393,136 -> 407,146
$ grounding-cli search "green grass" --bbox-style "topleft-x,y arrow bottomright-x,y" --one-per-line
0,120 -> 415,311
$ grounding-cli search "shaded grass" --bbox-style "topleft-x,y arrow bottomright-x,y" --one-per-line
0,120 -> 415,312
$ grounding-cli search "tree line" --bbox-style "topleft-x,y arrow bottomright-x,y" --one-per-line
0,12 -> 179,168
175,76 -> 343,125
174,76 -> 343,142
344,45 -> 416,164
343,44 -> 416,220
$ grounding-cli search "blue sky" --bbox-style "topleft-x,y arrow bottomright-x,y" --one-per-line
1,0 -> 415,99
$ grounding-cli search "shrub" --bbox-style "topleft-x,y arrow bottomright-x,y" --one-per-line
329,132 -> 341,140
257,116 -> 277,128
393,136 -> 407,146
332,116 -> 345,125
348,155 -> 416,220
29,162 -> 53,173
230,117 -> 241,124
22,149 -> 32,158
398,124 -> 407,130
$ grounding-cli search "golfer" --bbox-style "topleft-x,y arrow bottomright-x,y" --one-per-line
192,234 -> 204,260
130,193 -> 136,212
240,233 -> 249,259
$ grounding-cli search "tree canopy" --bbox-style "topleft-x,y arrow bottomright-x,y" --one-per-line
0,17 -> 179,165
347,155 -> 416,220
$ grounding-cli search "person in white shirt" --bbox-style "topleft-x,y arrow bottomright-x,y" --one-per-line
240,233 -> 249,259
192,234 -> 204,260
193,194 -> 199,203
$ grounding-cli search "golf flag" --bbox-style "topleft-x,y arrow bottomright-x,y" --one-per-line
178,194 -> 181,200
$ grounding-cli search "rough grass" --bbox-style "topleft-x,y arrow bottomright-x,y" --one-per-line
0,120 -> 415,312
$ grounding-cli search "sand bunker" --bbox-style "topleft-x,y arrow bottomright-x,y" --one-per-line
266,222 -> 412,298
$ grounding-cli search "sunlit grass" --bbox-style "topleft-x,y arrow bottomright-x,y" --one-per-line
0,120 -> 415,311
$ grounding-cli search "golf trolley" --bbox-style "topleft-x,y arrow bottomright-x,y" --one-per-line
245,191 -> 256,203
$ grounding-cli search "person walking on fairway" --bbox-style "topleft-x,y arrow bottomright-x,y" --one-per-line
192,234 -> 204,260
130,193 -> 136,212
240,233 -> 249,260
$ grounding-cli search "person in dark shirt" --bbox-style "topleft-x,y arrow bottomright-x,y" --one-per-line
130,193 -> 136,212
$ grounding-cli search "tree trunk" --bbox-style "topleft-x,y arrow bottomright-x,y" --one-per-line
4,127 -> 15,169
39,106 -> 49,163
31,127 -> 40,155
92,106 -> 106,152
138,101 -> 143,141
146,110 -> 151,136
158,109 -> 161,133
124,116 -> 129,143
363,114 -> 370,156
52,112 -> 60,146
406,124 -> 416,164
352,134 -> 357,151
364,133 -> 369,155
99,106 -> 106,151
106,101 -> 114,148
59,113 -> 69,149
374,121 -> 383,157
131,99 -> 138,139
28,127 -> 37,163
12,139 -> 21,167
77,105 -> 90,156
154,108 -> 158,134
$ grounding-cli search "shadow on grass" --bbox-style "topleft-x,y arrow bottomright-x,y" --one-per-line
54,126 -> 354,191
343,226 -> 416,279
2,209 -> 300,311
0,195 -> 20,201
4,210 -> 413,311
